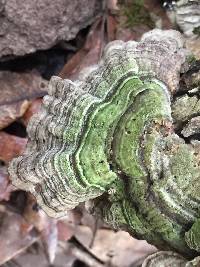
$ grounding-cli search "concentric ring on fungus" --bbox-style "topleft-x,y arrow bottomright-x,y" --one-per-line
8,29 -> 200,258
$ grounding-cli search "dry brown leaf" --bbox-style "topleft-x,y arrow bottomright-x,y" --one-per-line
57,220 -> 76,242
144,0 -> 173,30
74,225 -> 157,267
107,0 -> 119,12
22,98 -> 43,127
23,194 -> 59,264
23,194 -> 50,232
0,210 -> 38,265
0,132 -> 27,164
186,39 -> 200,60
107,14 -> 118,42
23,194 -> 75,264
91,230 -> 157,267
0,71 -> 47,130
14,241 -> 76,267
58,45 -> 88,80
59,18 -> 105,80
41,218 -> 58,264
0,167 -> 14,201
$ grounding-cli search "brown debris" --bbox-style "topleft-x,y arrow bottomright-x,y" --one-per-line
57,220 -> 76,242
0,210 -> 38,265
59,18 -> 106,80
107,14 -> 118,42
66,238 -> 105,267
186,39 -> 200,60
41,218 -> 58,264
0,71 -> 47,130
22,98 -> 43,127
116,0 -> 174,42
23,194 -> 49,232
22,194 -> 58,264
144,0 -> 173,30
0,167 -> 14,201
90,230 -> 157,267
0,132 -> 27,164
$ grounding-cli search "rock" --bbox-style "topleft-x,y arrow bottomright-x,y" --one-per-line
0,0 -> 103,57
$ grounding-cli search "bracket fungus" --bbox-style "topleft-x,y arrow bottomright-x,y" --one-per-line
170,0 -> 200,39
9,29 -> 200,263
142,251 -> 200,267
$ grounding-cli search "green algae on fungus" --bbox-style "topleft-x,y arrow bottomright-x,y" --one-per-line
8,29 -> 200,260
185,218 -> 200,252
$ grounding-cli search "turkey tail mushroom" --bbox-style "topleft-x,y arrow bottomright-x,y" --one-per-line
8,29 -> 200,258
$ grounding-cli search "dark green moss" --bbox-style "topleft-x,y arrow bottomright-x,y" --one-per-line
193,26 -> 200,36
186,54 -> 197,66
120,0 -> 154,28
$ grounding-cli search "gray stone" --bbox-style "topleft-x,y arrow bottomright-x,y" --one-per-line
0,0 -> 103,57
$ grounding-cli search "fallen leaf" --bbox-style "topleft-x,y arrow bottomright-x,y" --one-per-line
14,241 -> 76,267
186,39 -> 200,60
23,194 -> 50,232
59,18 -> 105,80
91,230 -> 157,267
22,98 -> 43,127
66,237 -> 105,267
0,167 -> 14,201
41,218 -> 58,264
0,132 -> 27,164
57,220 -> 76,242
107,14 -> 118,42
23,194 -> 59,264
0,210 -> 38,265
58,48 -> 88,80
74,225 -> 157,267
144,0 -> 173,30
0,71 -> 47,130
0,99 -> 30,131
107,0 -> 119,12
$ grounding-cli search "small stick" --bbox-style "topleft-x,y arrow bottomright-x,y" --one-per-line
60,237 -> 105,267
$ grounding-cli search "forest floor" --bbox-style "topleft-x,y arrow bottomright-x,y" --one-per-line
0,1 -> 199,267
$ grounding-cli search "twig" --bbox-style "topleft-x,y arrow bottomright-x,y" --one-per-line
89,218 -> 99,248
60,237 -> 105,267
